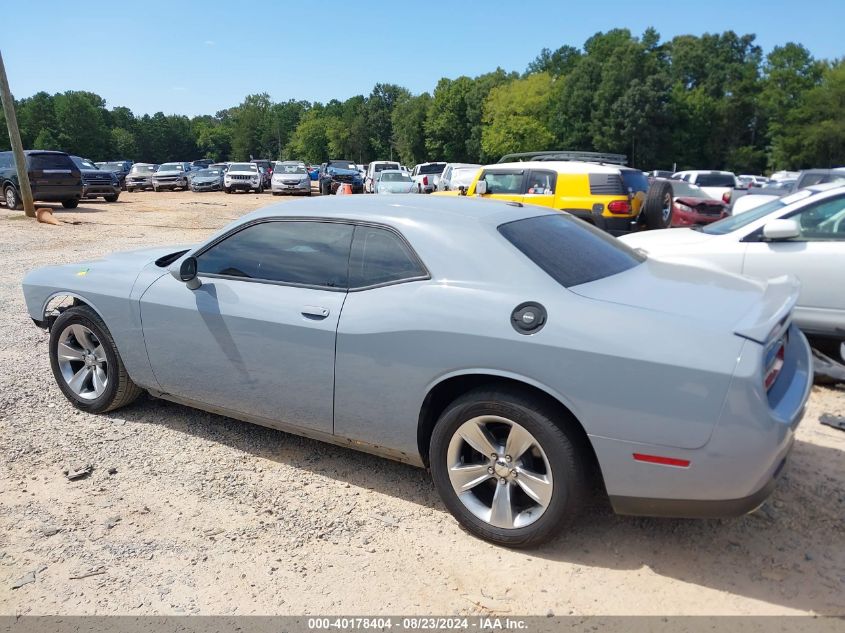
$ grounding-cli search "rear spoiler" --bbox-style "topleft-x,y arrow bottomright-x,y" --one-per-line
733,275 -> 800,344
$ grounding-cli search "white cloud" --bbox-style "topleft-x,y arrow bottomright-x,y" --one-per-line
204,40 -> 216,46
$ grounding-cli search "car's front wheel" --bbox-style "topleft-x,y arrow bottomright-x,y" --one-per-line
103,194 -> 119,203
61,199 -> 79,209
430,387 -> 587,547
49,306 -> 144,413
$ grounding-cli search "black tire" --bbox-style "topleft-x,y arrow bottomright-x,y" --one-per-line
642,180 -> 674,230
103,194 -> 119,203
61,199 -> 79,209
127,188 -> 135,193
430,387 -> 588,548
4,185 -> 22,210
49,306 -> 144,413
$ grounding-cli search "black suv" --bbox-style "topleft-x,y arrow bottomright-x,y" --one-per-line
319,159 -> 364,195
71,156 -> 121,202
0,150 -> 83,209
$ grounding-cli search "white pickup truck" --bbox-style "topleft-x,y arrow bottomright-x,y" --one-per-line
411,162 -> 446,193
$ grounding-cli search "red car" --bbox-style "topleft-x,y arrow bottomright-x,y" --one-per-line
666,179 -> 729,227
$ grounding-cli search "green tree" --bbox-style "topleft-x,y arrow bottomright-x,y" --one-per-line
287,110 -> 331,163
366,84 -> 410,159
230,93 -> 271,160
425,77 -> 473,162
53,91 -> 109,158
110,128 -> 137,158
526,45 -> 581,77
392,93 -> 431,166
481,73 -> 555,159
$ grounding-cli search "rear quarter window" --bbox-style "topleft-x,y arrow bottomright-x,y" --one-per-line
499,214 -> 645,287
621,170 -> 649,194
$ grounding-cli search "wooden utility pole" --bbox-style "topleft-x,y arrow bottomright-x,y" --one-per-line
0,50 -> 35,217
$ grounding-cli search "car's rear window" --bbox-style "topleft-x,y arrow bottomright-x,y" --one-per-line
29,154 -> 75,171
499,214 -> 645,288
419,163 -> 445,175
621,170 -> 649,193
696,173 -> 735,187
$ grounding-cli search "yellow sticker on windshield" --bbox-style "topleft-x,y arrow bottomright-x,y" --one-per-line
76,268 -> 89,276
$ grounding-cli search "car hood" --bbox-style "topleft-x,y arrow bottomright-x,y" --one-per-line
328,168 -> 359,177
619,227 -> 714,251
192,176 -> 222,183
378,182 -> 414,193
570,258 -> 799,343
154,170 -> 185,176
675,196 -> 724,207
226,171 -> 258,176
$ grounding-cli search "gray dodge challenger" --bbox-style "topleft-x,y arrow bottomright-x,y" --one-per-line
22,196 -> 813,547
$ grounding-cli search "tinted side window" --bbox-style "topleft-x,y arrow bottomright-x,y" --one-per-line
197,221 -> 354,288
349,226 -> 426,288
788,196 -> 845,241
0,153 -> 13,169
499,214 -> 645,288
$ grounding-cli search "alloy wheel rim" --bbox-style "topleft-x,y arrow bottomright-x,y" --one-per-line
6,188 -> 14,207
447,415 -> 553,529
56,324 -> 108,400
662,193 -> 672,223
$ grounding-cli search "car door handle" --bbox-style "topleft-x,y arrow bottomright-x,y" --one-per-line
301,306 -> 330,319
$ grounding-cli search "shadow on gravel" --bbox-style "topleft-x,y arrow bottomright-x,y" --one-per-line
109,395 -> 844,614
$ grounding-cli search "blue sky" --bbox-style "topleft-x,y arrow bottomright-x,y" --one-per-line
4,0 -> 844,116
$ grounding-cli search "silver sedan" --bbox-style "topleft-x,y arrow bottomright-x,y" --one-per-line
22,196 -> 812,547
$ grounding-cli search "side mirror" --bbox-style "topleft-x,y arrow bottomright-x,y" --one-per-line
173,256 -> 202,289
475,180 -> 487,195
762,218 -> 800,241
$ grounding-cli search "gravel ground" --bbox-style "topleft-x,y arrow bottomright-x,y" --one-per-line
1,191 -> 844,616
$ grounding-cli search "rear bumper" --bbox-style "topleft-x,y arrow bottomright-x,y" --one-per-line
610,443 -> 790,518
568,208 -> 636,236
31,185 -> 83,202
595,326 -> 812,518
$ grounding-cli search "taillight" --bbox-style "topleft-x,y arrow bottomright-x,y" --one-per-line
722,191 -> 732,203
607,200 -> 631,214
423,176 -> 429,186
764,339 -> 786,391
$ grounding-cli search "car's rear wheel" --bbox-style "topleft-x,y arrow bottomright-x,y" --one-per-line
49,306 -> 144,413
5,186 -> 21,210
430,387 -> 587,547
127,188 -> 135,193
103,194 -> 119,203
61,199 -> 79,209
642,180 -> 674,229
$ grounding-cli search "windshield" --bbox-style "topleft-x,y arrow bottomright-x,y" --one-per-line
696,173 -> 736,187
374,163 -> 400,172
98,162 -> 125,170
196,169 -> 222,177
329,160 -> 356,170
130,165 -> 156,174
229,163 -> 257,171
701,197 -> 794,235
276,164 -> 307,175
72,157 -> 98,170
158,163 -> 184,171
380,172 -> 411,183
419,163 -> 445,175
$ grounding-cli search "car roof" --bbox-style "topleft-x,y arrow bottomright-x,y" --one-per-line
492,160 -> 627,175
674,170 -> 736,176
240,192 -> 552,229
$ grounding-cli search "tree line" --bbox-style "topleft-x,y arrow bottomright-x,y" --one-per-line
2,28 -> 843,173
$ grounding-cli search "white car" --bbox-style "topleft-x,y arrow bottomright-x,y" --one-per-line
438,163 -> 481,192
621,184 -> 845,342
223,162 -> 263,194
365,160 -> 401,193
673,170 -> 739,203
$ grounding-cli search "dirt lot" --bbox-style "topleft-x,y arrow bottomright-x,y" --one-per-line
1,190 -> 844,616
